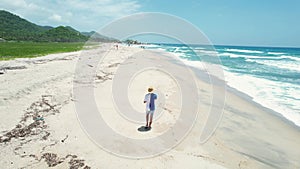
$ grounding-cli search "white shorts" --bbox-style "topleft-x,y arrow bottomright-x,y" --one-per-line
146,110 -> 154,115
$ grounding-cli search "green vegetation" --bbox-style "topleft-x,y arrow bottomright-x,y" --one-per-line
0,10 -> 119,60
38,26 -> 88,42
0,10 -> 87,42
0,42 -> 85,60
0,10 -> 119,43
0,10 -> 47,41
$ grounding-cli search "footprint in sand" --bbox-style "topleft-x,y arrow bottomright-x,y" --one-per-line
238,160 -> 248,169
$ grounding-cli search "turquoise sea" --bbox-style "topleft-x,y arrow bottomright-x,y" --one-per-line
144,44 -> 300,127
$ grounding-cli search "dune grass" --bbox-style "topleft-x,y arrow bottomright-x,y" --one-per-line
0,42 -> 85,60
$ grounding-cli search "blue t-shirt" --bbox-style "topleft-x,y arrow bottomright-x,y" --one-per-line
144,93 -> 157,111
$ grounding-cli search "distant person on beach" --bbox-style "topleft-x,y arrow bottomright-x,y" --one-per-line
144,87 -> 157,128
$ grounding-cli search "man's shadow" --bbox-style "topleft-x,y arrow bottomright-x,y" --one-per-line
137,126 -> 151,132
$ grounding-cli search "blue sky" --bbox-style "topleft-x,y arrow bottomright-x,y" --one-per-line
1,0 -> 300,47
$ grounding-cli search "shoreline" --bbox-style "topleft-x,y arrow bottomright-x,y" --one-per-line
225,84 -> 300,131
147,47 -> 300,130
137,47 -> 300,168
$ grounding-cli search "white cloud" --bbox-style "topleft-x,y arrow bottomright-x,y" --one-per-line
49,14 -> 62,22
0,0 -> 142,31
11,0 -> 27,8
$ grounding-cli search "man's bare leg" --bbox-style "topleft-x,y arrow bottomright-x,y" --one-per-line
149,113 -> 154,128
146,113 -> 149,127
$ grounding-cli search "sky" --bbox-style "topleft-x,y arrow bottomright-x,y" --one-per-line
1,0 -> 300,47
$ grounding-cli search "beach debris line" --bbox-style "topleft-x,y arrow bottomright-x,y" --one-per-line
0,65 -> 26,70
0,95 -> 60,143
95,70 -> 113,83
41,153 -> 91,169
95,62 -> 120,83
0,95 -> 91,168
0,65 -> 26,74
41,153 -> 63,167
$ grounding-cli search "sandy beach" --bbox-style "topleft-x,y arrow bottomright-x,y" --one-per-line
0,43 -> 300,169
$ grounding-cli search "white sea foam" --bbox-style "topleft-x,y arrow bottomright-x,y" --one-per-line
194,47 -> 206,50
178,54 -> 300,127
253,60 -> 300,72
280,55 -> 300,61
174,47 -> 192,53
131,44 -> 160,48
224,71 -> 300,126
225,49 -> 264,54
194,49 -> 218,56
218,52 -> 240,58
144,44 -> 161,48
156,48 -> 216,72
219,53 -> 300,62
180,59 -> 206,70
172,52 -> 186,58
218,53 -> 274,59
268,52 -> 286,55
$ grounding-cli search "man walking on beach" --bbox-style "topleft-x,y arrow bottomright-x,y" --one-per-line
144,87 -> 157,128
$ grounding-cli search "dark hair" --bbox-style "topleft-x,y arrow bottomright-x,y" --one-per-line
148,88 -> 153,92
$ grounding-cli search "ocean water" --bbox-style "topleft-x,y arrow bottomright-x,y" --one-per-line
143,44 -> 300,127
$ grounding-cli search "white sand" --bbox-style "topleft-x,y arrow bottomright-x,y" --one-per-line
0,44 -> 299,169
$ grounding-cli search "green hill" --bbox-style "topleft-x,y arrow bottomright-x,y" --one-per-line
81,31 -> 120,42
0,10 -> 115,42
0,10 -> 47,41
39,26 -> 88,42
